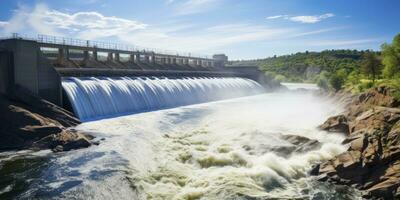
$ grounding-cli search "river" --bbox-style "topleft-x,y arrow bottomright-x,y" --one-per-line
0,84 -> 362,199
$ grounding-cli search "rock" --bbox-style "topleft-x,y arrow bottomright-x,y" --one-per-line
279,134 -> 322,155
0,91 -> 93,152
312,86 -> 400,199
319,114 -> 349,134
310,164 -> 320,176
53,145 -> 64,152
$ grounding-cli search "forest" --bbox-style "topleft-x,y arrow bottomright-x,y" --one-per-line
231,33 -> 400,96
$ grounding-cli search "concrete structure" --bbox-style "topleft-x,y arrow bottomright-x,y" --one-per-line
0,34 -> 272,110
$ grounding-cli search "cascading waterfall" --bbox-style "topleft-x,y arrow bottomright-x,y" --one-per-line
62,76 -> 265,121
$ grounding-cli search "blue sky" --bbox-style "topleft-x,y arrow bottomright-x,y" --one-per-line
0,0 -> 399,59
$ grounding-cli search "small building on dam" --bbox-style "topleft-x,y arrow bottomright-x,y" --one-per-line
0,34 -> 276,118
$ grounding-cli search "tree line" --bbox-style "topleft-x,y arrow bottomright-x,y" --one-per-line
230,33 -> 400,94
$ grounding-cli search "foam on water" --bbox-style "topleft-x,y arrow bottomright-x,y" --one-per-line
0,84 -> 362,199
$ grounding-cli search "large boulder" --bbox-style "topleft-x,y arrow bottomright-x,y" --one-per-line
319,114 -> 350,134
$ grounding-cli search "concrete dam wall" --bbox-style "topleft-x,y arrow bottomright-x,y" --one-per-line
0,35 -> 276,117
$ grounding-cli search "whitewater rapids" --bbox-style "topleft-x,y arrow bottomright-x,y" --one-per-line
0,84 -> 362,199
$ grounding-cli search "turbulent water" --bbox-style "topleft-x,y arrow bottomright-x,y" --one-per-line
0,83 -> 362,200
62,77 -> 264,121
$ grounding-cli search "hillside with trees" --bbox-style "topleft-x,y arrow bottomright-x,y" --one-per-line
230,33 -> 400,95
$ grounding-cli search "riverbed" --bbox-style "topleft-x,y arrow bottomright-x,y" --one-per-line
0,86 -> 362,199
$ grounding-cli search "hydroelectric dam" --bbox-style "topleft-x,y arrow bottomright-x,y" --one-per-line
0,34 -> 278,121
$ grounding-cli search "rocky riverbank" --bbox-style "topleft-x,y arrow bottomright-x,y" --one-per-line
0,87 -> 93,152
312,86 -> 400,199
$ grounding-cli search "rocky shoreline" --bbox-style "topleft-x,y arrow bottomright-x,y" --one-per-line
312,86 -> 400,199
0,87 -> 94,152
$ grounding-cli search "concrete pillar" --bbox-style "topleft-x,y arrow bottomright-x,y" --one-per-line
58,48 -> 64,62
107,52 -> 113,61
150,53 -> 156,64
93,51 -> 98,61
114,53 -> 120,62
143,55 -> 149,63
172,58 -> 176,65
184,58 -> 189,65
65,48 -> 70,60
178,58 -> 183,65
83,50 -> 89,61
166,57 -> 171,64
134,53 -> 141,64
130,54 -> 135,62
161,57 -> 166,64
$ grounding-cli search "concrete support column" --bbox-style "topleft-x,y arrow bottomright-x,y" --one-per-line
172,58 -> 176,65
135,53 -> 141,64
107,52 -> 113,61
114,53 -> 120,62
65,48 -> 70,60
93,51 -> 98,61
150,54 -> 156,64
166,57 -> 171,64
184,58 -> 189,65
178,58 -> 183,65
130,54 -> 135,62
144,55 -> 150,63
83,50 -> 89,62
58,48 -> 64,62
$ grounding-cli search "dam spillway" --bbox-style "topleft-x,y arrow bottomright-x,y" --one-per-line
62,76 -> 264,121
0,34 -> 278,120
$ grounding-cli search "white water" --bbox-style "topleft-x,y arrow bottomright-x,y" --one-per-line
62,77 -> 264,121
1,83 -> 362,199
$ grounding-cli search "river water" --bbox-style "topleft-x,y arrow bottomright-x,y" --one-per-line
0,84 -> 362,199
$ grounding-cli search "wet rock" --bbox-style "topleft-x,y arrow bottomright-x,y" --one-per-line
319,114 -> 349,134
277,134 -> 322,156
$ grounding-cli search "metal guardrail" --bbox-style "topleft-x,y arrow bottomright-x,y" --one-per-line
1,33 -> 211,59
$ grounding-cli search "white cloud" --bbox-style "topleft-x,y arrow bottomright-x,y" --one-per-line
0,3 -> 344,57
289,13 -> 334,24
0,3 -> 147,39
266,13 -> 335,24
266,15 -> 288,20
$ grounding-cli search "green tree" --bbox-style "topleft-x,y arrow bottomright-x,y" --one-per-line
360,52 -> 382,82
382,34 -> 400,78
317,71 -> 329,91
330,70 -> 346,91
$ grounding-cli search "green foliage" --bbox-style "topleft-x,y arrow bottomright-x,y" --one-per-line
330,70 -> 346,91
231,49 -> 371,84
360,52 -> 382,82
230,33 -> 400,93
346,71 -> 361,86
381,43 -> 400,78
357,80 -> 375,92
274,74 -> 286,82
316,71 -> 329,91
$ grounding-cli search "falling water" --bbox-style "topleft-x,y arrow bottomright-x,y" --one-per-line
62,77 -> 265,121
